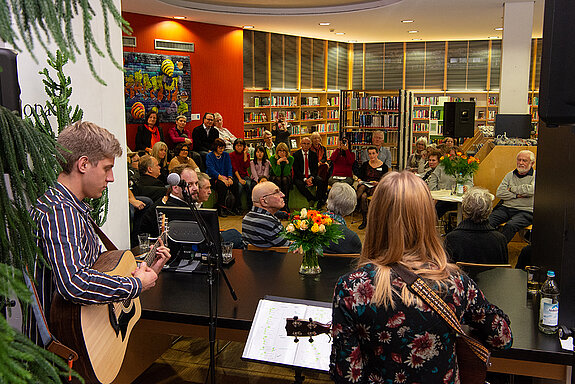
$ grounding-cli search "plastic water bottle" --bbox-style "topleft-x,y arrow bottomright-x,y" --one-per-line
539,270 -> 560,334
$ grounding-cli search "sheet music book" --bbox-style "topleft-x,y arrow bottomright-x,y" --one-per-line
242,296 -> 332,372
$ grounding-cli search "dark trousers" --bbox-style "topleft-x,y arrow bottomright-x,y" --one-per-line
233,176 -> 253,210
488,205 -> 533,243
271,175 -> 291,207
211,178 -> 231,209
293,176 -> 326,203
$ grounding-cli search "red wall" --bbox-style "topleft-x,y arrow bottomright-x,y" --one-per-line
123,12 -> 244,149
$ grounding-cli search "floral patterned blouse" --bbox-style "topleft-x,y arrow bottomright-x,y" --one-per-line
330,263 -> 513,383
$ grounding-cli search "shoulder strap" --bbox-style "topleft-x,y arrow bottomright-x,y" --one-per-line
89,218 -> 117,251
391,263 -> 490,365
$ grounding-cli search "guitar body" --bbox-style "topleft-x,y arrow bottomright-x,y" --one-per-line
49,250 -> 142,384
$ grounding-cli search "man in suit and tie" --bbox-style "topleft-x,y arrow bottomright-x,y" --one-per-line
292,136 -> 327,208
192,112 -> 219,168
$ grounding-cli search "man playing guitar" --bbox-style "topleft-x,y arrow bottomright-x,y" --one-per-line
30,121 -> 170,353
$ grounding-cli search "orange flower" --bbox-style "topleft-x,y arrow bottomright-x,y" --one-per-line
293,215 -> 300,220
456,151 -> 462,156
461,155 -> 467,159
440,156 -> 445,160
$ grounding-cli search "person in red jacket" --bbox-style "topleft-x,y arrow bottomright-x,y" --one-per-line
328,138 -> 355,186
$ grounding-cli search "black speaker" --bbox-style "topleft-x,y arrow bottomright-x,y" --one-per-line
539,0 -> 575,126
0,48 -> 21,115
443,102 -> 475,138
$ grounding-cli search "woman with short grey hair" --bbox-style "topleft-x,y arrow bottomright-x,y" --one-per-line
323,183 -> 362,254
444,187 -> 508,264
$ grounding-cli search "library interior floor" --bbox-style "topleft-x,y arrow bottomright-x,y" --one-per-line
132,213 -> 535,384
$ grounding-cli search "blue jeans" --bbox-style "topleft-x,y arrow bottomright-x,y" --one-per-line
233,176 -> 253,210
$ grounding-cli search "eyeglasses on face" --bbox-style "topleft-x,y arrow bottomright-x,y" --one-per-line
262,189 -> 282,199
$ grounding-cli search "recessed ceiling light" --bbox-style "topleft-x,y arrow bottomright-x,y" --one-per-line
173,16 -> 186,20
408,30 -> 419,34
488,36 -> 500,39
243,25 -> 254,29
319,22 -> 331,26
335,32 -> 345,35
495,27 -> 503,31
412,38 -> 422,41
348,40 -> 357,43
401,19 -> 414,23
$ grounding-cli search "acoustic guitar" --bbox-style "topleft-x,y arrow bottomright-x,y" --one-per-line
49,231 -> 167,384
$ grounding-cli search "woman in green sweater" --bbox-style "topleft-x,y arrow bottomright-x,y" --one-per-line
270,142 -> 294,211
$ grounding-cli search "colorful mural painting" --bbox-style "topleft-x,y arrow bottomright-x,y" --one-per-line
124,52 -> 191,124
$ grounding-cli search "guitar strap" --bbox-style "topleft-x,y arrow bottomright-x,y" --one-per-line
23,267 -> 78,362
89,218 -> 118,251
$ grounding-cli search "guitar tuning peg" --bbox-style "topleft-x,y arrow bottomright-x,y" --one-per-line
294,336 -> 299,343
309,336 -> 314,343
293,316 -> 298,320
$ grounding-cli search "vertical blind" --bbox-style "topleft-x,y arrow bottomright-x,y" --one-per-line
244,30 -> 542,91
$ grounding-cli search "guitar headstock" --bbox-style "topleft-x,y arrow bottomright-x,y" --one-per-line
285,316 -> 331,343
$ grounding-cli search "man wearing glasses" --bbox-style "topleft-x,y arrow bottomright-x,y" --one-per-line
192,112 -> 220,167
137,165 -> 199,237
242,181 -> 290,248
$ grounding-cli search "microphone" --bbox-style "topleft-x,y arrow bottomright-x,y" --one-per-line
167,173 -> 187,189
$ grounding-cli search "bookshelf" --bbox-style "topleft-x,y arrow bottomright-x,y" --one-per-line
410,91 -> 499,150
243,89 -> 340,154
339,89 -> 411,169
528,91 -> 539,136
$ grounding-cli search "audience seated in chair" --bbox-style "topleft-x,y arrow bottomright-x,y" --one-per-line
444,187 -> 508,265
488,150 -> 536,243
323,183 -> 362,254
293,137 -> 327,210
133,154 -> 167,202
206,138 -> 235,217
230,138 -> 253,213
250,145 -> 270,184
328,138 -> 355,186
360,130 -> 392,169
356,146 -> 388,229
242,181 -> 290,248
269,142 -> 293,211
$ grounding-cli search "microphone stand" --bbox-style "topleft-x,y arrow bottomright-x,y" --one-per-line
181,188 -> 238,384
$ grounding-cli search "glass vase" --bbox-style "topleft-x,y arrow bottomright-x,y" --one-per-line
299,249 -> 322,275
453,174 -> 466,196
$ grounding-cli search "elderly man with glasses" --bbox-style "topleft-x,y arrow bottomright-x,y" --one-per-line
242,181 -> 290,248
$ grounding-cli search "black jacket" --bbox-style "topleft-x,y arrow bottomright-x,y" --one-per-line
444,219 -> 508,264
192,124 -> 219,153
292,149 -> 319,181
135,124 -> 164,151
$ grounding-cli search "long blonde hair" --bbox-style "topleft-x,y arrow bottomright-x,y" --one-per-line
151,141 -> 168,167
360,171 -> 458,308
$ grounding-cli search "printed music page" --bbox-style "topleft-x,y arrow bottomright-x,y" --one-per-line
242,298 -> 332,371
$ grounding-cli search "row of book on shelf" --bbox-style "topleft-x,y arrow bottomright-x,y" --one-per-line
354,113 -> 399,128
345,95 -> 400,111
345,129 -> 399,145
249,95 -> 341,108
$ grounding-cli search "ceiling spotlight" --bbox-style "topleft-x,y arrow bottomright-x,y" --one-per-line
348,40 -> 357,43
494,27 -> 503,31
412,38 -> 422,41
335,32 -> 345,35
408,30 -> 419,34
401,19 -> 414,23
173,16 -> 186,20
488,36 -> 500,39
243,25 -> 254,29
319,22 -> 331,26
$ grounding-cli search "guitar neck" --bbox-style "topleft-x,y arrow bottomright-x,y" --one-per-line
141,231 -> 168,266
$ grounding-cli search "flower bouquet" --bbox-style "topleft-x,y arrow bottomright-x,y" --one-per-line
281,208 -> 344,275
439,151 -> 480,195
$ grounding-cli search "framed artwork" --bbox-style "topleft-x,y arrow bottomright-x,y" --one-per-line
124,52 -> 191,124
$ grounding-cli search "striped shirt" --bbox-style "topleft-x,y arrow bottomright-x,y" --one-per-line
241,206 -> 289,248
31,183 -> 142,307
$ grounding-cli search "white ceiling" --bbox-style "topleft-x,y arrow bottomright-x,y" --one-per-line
122,0 -> 545,43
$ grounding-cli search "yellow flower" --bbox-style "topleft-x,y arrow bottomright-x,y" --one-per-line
461,155 -> 467,159
311,223 -> 319,233
319,224 -> 326,233
324,217 -> 333,225
286,223 -> 295,233
300,220 -> 309,230
300,208 -> 308,219
294,220 -> 301,229
440,156 -> 445,160
457,151 -> 462,156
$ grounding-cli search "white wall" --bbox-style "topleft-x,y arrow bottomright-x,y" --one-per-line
11,0 -> 130,248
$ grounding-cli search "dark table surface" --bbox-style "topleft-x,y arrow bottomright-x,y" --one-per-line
140,250 -> 573,365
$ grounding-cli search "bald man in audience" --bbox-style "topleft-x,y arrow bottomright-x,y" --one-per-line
488,150 -> 536,243
242,181 -> 289,248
